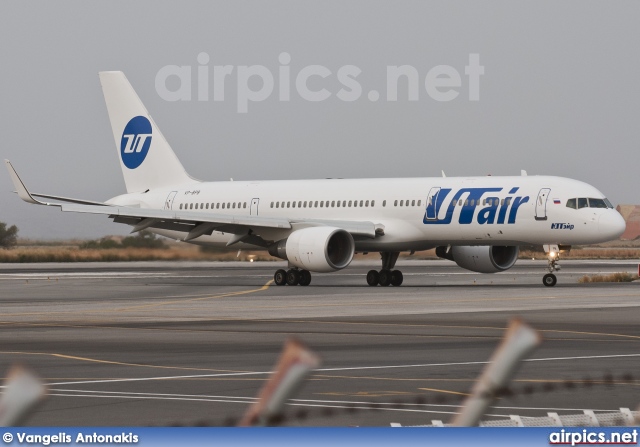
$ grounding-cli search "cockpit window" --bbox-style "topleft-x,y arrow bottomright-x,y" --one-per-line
588,198 -> 608,209
568,197 -> 615,209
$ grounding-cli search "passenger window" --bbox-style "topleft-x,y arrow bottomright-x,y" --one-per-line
469,199 -> 474,206
464,200 -> 468,206
566,198 -> 576,209
292,201 -> 296,208
320,201 -> 324,208
206,203 -> 209,209
221,203 -> 225,209
360,200 -> 364,207
400,200 -> 404,206
337,201 -> 341,208
343,200 -> 346,207
348,200 -> 352,207
216,203 -> 219,209
372,200 -> 375,207
382,200 -> 386,207
232,203 -> 235,209
304,201 -> 307,208
458,200 -> 462,206
365,200 -> 369,207
179,204 -> 183,210
298,201 -> 302,207
276,202 -> 279,208
314,201 -> 318,207
411,200 -> 415,206
287,202 -> 290,208
417,200 -> 420,206
578,198 -> 588,209
394,200 -> 397,207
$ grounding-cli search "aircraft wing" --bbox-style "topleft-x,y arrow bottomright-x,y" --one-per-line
5,160 -> 378,245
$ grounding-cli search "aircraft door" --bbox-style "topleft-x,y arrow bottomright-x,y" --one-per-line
425,187 -> 441,220
164,191 -> 178,210
250,198 -> 260,215
535,188 -> 551,221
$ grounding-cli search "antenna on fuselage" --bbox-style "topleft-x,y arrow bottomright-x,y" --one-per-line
441,170 -> 446,178
521,170 -> 528,176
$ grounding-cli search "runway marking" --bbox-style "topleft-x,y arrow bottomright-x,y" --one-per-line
1,321 -> 627,343
96,280 -> 273,313
43,388 -> 625,417
43,353 -> 640,386
0,281 -> 273,318
192,318 -> 640,342
0,351 -> 247,374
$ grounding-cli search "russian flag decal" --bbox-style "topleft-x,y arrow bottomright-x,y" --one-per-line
553,199 -> 561,204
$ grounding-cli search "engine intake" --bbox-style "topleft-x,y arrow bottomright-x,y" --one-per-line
436,245 -> 519,273
268,227 -> 355,273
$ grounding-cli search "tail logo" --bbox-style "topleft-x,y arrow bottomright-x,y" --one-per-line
120,116 -> 152,169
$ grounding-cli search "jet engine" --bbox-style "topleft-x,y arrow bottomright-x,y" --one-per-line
436,245 -> 519,273
268,226 -> 355,273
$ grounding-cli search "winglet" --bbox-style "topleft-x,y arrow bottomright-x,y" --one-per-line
4,160 -> 46,205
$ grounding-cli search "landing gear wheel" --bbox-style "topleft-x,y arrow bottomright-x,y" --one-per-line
366,270 -> 380,286
298,270 -> 312,286
286,269 -> 300,286
274,269 -> 287,286
378,269 -> 392,287
543,273 -> 557,287
391,270 -> 404,287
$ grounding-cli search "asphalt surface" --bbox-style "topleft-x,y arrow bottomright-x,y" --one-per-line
0,259 -> 639,426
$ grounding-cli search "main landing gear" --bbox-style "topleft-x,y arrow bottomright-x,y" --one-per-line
367,251 -> 404,287
274,268 -> 312,286
542,244 -> 562,287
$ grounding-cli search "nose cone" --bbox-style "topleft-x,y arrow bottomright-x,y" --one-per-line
598,211 -> 626,240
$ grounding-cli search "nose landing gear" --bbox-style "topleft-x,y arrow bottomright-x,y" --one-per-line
542,244 -> 564,287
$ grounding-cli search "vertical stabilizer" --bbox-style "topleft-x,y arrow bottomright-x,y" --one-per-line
99,71 -> 196,193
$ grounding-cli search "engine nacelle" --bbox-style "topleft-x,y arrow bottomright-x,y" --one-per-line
436,245 -> 519,273
268,227 -> 355,273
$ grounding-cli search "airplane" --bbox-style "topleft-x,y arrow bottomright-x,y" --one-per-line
5,71 -> 626,288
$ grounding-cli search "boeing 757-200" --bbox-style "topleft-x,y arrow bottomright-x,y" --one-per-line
5,72 -> 626,287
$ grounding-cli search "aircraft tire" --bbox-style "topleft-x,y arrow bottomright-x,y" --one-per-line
378,269 -> 392,286
286,269 -> 300,286
366,270 -> 379,286
274,269 -> 287,286
543,273 -> 557,287
299,270 -> 312,286
391,270 -> 403,286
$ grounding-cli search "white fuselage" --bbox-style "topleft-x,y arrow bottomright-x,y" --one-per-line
107,175 -> 626,251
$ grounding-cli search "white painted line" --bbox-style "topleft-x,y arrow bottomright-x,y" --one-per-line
49,388 -> 624,413
45,353 -> 640,386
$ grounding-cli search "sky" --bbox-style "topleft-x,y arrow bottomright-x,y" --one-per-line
1,1 -> 638,239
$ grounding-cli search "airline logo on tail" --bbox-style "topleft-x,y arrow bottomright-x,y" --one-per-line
120,116 -> 152,169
